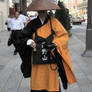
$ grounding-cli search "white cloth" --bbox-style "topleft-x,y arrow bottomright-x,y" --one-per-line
19,14 -> 27,24
31,16 -> 37,20
10,18 -> 24,30
27,39 -> 34,45
39,17 -> 45,25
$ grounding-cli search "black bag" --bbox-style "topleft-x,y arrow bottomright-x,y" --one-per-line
7,32 -> 13,46
33,42 -> 56,64
33,18 -> 56,64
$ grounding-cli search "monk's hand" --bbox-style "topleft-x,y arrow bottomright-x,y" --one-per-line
27,39 -> 36,49
30,41 -> 36,49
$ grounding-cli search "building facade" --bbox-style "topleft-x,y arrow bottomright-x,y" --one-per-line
0,0 -> 9,32
0,0 -> 88,32
59,0 -> 87,18
77,0 -> 87,17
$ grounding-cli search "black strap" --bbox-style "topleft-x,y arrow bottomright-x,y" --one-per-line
49,16 -> 55,35
35,30 -> 38,41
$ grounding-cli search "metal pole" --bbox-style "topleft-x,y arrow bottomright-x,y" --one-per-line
82,0 -> 92,57
20,0 -> 22,11
14,3 -> 18,12
21,0 -> 27,14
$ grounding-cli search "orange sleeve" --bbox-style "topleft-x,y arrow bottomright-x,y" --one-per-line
52,17 -> 77,84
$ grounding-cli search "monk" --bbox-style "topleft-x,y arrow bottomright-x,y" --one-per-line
15,0 -> 77,92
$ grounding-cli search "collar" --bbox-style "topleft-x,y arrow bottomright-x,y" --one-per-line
39,17 -> 45,25
37,15 -> 49,25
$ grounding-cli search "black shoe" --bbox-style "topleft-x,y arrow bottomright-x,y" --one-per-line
13,51 -> 17,55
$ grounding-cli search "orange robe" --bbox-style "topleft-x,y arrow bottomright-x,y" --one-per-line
31,17 -> 77,91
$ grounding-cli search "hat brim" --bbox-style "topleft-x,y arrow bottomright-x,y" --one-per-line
25,0 -> 60,11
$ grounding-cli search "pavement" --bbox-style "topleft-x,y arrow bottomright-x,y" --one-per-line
0,22 -> 92,92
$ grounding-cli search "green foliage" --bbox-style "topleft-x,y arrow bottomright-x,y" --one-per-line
55,1 -> 72,37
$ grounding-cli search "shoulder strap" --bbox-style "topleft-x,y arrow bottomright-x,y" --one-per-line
49,16 -> 55,35
34,30 -> 38,42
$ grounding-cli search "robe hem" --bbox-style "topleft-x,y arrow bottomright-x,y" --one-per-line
31,89 -> 60,92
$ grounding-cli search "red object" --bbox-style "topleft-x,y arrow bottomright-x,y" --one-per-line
9,8 -> 15,15
75,0 -> 77,7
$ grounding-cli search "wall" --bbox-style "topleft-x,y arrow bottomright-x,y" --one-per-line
0,0 -> 9,32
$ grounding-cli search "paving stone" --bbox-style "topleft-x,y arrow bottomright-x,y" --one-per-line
65,83 -> 81,92
87,75 -> 92,83
80,86 -> 92,92
1,69 -> 23,92
0,24 -> 92,92
77,77 -> 92,87
0,59 -> 18,91
0,65 -> 4,71
19,78 -> 30,92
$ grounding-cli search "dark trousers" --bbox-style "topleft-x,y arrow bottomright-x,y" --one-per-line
11,30 -> 22,52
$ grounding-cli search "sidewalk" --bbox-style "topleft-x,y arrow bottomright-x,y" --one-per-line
0,31 -> 92,92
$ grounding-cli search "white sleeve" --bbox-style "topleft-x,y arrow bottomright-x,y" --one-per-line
9,20 -> 12,30
23,16 -> 27,23
27,39 -> 34,45
8,19 -> 12,28
20,19 -> 24,29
